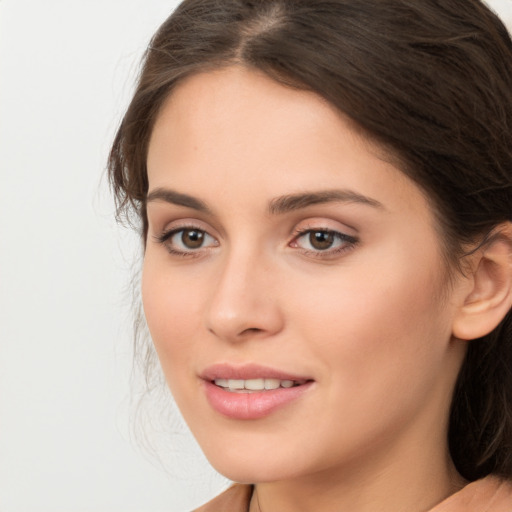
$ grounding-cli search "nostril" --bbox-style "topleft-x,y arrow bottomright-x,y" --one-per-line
240,327 -> 263,336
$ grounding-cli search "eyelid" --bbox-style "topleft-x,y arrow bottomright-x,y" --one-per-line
151,217 -> 359,259
150,216 -> 219,240
153,220 -> 220,257
290,218 -> 358,239
290,228 -> 357,246
289,220 -> 359,259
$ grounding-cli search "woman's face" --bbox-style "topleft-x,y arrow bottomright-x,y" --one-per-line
143,67 -> 467,484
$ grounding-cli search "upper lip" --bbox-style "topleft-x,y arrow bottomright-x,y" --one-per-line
200,363 -> 313,382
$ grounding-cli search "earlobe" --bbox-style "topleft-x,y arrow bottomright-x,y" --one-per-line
452,222 -> 512,341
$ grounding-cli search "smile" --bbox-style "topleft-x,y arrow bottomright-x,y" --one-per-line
201,364 -> 314,419
213,378 -> 306,392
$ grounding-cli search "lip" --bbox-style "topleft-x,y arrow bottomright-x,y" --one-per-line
200,363 -> 314,420
200,363 -> 312,382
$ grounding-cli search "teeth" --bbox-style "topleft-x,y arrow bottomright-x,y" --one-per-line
245,378 -> 265,390
264,379 -> 280,390
214,378 -> 302,391
228,379 -> 244,390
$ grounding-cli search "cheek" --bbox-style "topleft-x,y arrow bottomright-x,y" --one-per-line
289,248 -> 452,397
141,257 -> 205,375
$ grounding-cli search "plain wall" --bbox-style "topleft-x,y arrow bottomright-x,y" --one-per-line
0,1 -> 228,511
0,1 -> 510,511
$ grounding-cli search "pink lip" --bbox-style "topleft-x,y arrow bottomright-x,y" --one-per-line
200,363 -> 311,382
200,363 -> 314,420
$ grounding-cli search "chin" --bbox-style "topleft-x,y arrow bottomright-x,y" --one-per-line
209,457 -> 291,485
197,433 -> 315,484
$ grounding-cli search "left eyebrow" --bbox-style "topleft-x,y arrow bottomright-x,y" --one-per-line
268,189 -> 384,215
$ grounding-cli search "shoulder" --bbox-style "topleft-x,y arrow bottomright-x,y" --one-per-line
429,475 -> 512,512
190,477 -> 512,512
192,484 -> 254,512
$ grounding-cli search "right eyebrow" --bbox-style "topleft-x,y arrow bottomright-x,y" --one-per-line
146,187 -> 212,214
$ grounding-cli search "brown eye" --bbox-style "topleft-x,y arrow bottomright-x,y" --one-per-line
156,227 -> 218,255
309,231 -> 335,250
182,229 -> 205,249
291,228 -> 358,257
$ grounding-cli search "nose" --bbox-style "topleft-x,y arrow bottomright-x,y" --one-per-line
205,248 -> 284,343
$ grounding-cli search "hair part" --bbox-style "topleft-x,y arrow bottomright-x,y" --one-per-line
109,0 -> 512,480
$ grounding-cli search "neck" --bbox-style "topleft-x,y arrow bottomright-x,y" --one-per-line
249,435 -> 466,512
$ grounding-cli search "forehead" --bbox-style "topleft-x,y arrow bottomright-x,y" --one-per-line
149,66 -> 363,162
147,66 -> 429,221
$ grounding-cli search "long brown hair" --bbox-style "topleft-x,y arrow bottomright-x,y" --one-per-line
109,0 -> 512,481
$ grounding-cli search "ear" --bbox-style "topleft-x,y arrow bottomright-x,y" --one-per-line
452,222 -> 512,341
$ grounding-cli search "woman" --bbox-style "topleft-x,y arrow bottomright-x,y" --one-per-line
109,1 -> 512,510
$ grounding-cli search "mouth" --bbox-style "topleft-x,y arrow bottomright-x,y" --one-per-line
201,363 -> 314,419
212,378 -> 308,392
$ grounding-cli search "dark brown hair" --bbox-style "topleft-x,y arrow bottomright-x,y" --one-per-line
109,0 -> 512,481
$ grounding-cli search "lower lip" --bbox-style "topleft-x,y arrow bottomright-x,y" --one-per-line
203,381 -> 313,420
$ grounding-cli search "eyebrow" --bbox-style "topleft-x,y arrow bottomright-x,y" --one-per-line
268,189 -> 384,214
146,187 -> 212,213
145,187 -> 384,214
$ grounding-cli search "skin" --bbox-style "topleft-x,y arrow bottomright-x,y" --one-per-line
143,67 -> 470,512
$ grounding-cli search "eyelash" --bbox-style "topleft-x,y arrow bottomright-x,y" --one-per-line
154,225 -> 359,259
290,227 -> 358,259
154,225 -> 218,258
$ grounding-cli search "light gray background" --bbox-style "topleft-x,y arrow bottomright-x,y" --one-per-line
0,1 -> 229,511
0,1 -> 511,511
